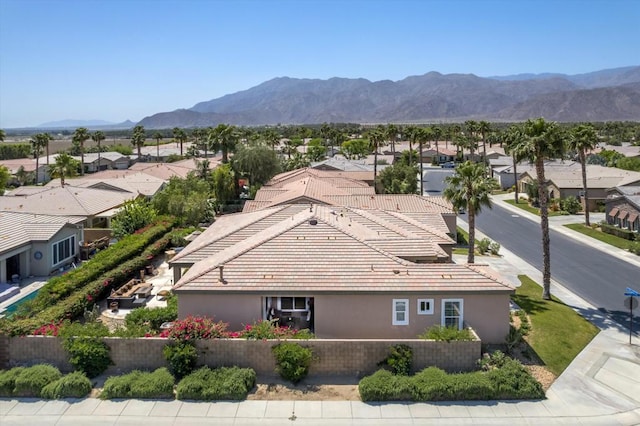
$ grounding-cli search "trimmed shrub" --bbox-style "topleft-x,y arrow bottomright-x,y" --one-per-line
239,319 -> 314,340
163,342 -> 198,379
359,369 -> 412,401
101,368 -> 175,399
420,325 -> 475,341
600,221 -> 635,240
0,367 -> 25,397
41,371 -> 92,399
378,344 -> 413,376
272,342 -> 313,384
476,238 -> 491,254
489,241 -> 501,255
13,365 -> 62,397
176,366 -> 256,401
486,358 -> 544,399
63,337 -> 112,378
126,294 -> 178,332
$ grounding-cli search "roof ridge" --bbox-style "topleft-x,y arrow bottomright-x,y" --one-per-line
463,263 -> 515,290
383,210 -> 454,242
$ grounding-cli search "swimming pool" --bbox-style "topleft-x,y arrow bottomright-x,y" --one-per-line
0,289 -> 40,317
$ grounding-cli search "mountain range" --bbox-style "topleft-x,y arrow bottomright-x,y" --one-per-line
137,66 -> 640,128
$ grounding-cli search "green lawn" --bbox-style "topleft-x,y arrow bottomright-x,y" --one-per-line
512,275 -> 599,376
564,223 -> 635,251
504,200 -> 566,217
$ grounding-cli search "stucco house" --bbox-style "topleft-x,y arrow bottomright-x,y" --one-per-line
170,204 -> 513,343
0,211 -> 84,284
605,186 -> 640,232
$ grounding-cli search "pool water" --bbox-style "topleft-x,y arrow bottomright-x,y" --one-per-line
1,290 -> 40,317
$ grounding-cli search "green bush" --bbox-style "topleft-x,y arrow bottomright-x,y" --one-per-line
176,366 -> 256,400
505,325 -> 523,354
272,342 -> 313,384
630,241 -> 640,255
163,342 -> 198,379
486,358 -> 544,399
125,294 -> 178,331
476,238 -> 491,254
600,221 -> 636,240
419,325 -> 474,341
41,371 -> 92,399
101,368 -> 175,399
0,367 -> 25,397
358,369 -> 412,401
63,337 -> 112,378
378,344 -> 413,376
13,365 -> 62,397
489,241 -> 501,255
478,350 -> 509,371
560,196 -> 581,214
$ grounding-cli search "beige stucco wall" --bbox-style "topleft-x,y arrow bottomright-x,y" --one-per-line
4,335 -> 481,375
177,291 -> 511,344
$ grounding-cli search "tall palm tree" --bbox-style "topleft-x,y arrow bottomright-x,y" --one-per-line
72,127 -> 90,176
29,135 -> 46,184
131,125 -> 146,159
91,131 -> 105,171
464,120 -> 479,161
417,127 -> 431,195
36,133 -> 53,169
386,123 -> 398,157
503,125 -> 523,202
506,118 -> 565,300
0,129 -> 5,142
152,131 -> 163,161
431,125 -> 442,165
172,127 -> 187,156
404,125 -> 418,167
478,120 -> 491,168
444,161 -> 498,264
367,127 -> 385,192
570,123 -> 598,226
211,123 -> 238,164
49,153 -> 79,187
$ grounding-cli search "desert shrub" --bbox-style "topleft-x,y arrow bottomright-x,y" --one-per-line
13,364 -> 62,397
419,325 -> 474,342
560,196 -> 581,214
411,367 -> 494,401
478,350 -> 509,371
62,337 -> 112,378
0,367 -> 25,397
41,371 -> 92,399
358,369 -> 412,401
476,238 -> 491,254
272,342 -> 313,384
163,342 -> 198,379
176,366 -> 256,400
489,241 -> 501,255
101,368 -> 174,399
516,310 -> 531,335
378,344 -> 413,376
505,325 -> 523,354
486,358 -> 544,399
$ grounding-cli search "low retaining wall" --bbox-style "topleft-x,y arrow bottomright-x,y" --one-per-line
5,336 -> 481,376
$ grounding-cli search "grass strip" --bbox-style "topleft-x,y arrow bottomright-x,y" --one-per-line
564,223 -> 635,251
512,275 -> 599,376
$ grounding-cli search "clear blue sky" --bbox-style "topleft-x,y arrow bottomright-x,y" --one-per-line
0,0 -> 638,128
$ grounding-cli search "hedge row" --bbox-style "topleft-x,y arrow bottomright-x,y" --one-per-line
600,222 -> 636,240
27,216 -> 177,313
358,360 -> 544,401
0,220 -> 182,336
0,365 -> 91,399
101,368 -> 175,399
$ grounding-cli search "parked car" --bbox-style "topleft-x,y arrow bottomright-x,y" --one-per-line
441,162 -> 456,169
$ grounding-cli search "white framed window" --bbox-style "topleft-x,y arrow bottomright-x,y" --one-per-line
52,235 -> 76,267
392,299 -> 409,325
278,297 -> 309,312
442,299 -> 464,330
417,298 -> 434,315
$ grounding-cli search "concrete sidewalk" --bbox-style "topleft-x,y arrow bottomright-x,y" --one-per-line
1,196 -> 640,425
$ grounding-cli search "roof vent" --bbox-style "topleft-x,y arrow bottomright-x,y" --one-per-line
309,219 -> 318,225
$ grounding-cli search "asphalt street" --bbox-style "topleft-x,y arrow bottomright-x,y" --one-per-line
475,202 -> 640,326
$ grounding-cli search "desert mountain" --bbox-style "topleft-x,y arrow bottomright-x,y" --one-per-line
138,66 -> 640,128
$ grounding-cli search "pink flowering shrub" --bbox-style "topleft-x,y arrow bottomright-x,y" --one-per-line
161,316 -> 229,340
32,322 -> 62,336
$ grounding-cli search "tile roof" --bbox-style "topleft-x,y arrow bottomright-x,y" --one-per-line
128,159 -> 202,180
172,215 -> 511,294
0,185 -> 138,217
46,172 -> 165,196
0,211 -> 83,255
520,162 -> 640,189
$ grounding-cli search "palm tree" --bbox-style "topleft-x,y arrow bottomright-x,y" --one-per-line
404,125 -> 418,167
444,161 -> 498,264
152,131 -> 163,161
29,135 -> 46,184
131,125 -> 146,159
262,128 -> 280,152
172,127 -> 187,156
506,118 -> 565,300
464,120 -> 479,161
0,129 -> 5,142
38,133 -> 53,169
417,127 -> 431,195
431,125 -> 442,165
503,125 -> 523,202
211,123 -> 238,164
478,120 -> 491,168
570,123 -> 598,226
49,153 -> 79,187
367,127 -> 385,192
92,131 -> 105,171
386,124 -> 398,157
72,127 -> 90,176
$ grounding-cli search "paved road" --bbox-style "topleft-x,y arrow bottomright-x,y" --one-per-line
475,201 -> 640,326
